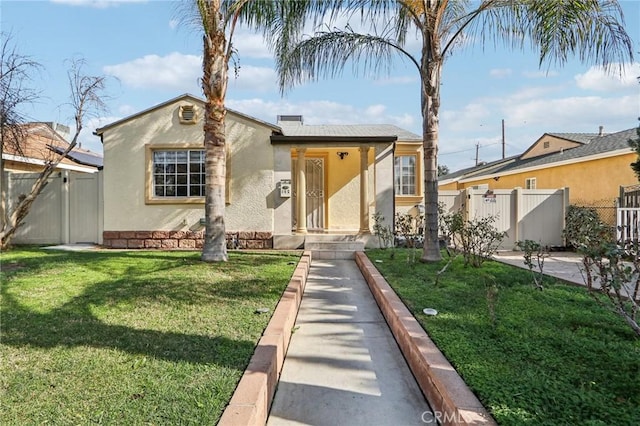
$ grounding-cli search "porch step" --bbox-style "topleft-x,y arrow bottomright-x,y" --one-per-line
304,237 -> 365,260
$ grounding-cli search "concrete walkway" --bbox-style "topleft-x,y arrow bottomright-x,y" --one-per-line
493,251 -> 585,285
267,259 -> 433,425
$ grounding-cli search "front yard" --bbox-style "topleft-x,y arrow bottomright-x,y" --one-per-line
368,249 -> 640,425
1,248 -> 299,424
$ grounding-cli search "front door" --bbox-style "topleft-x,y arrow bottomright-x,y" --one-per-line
292,157 -> 325,231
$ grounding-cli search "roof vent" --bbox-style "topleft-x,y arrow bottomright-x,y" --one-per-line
598,125 -> 604,136
179,104 -> 197,124
277,115 -> 303,124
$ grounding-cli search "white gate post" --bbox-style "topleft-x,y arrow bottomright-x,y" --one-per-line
62,171 -> 70,244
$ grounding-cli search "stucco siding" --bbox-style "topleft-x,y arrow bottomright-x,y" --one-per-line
102,99 -> 274,234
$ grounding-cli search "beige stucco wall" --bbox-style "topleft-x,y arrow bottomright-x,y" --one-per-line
102,98 -> 275,233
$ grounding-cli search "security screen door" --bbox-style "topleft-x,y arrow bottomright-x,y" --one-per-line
292,157 -> 325,231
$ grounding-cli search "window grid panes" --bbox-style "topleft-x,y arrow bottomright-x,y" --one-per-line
153,150 -> 205,198
394,155 -> 416,195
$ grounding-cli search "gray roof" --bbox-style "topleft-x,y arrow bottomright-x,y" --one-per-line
546,132 -> 600,144
462,128 -> 636,178
279,122 -> 422,141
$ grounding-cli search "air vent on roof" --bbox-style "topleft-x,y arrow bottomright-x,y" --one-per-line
277,115 -> 303,124
179,105 -> 197,124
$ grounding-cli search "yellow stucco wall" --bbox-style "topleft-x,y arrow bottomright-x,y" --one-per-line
102,98 -> 275,232
443,152 -> 636,205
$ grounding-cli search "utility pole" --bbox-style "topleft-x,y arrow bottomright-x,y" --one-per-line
501,119 -> 505,159
475,142 -> 480,166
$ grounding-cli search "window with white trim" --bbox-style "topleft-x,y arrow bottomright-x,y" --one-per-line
394,155 -> 417,195
525,177 -> 536,189
152,150 -> 205,197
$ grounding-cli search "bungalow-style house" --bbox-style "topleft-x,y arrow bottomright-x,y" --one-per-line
439,128 -> 638,209
95,94 -> 423,250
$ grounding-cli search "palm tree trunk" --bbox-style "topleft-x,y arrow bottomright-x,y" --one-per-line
420,32 -> 443,263
201,20 -> 229,263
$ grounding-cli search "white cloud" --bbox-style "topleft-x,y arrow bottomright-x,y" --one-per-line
226,98 -> 417,130
502,95 -> 638,131
228,65 -> 277,93
574,63 -> 640,92
51,0 -> 146,8
232,30 -> 272,59
489,68 -> 512,79
103,52 -> 201,92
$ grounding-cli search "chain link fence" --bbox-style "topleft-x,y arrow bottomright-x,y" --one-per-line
570,200 -> 618,243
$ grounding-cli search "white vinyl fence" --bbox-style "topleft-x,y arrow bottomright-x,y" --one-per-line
439,187 -> 569,249
4,170 -> 103,245
617,207 -> 640,244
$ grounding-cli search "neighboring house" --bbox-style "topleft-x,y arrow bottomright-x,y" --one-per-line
95,94 -> 423,250
1,122 -> 102,174
439,128 -> 638,208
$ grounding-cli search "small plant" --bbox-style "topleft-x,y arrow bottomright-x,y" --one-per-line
516,239 -> 548,290
485,279 -> 499,329
453,214 -> 506,268
372,211 -> 394,249
395,212 -> 423,263
438,202 -> 463,258
565,205 -> 640,337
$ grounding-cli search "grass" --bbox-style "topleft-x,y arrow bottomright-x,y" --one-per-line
1,247 -> 299,425
367,248 -> 640,426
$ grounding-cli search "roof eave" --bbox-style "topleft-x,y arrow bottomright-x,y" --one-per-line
270,135 -> 397,144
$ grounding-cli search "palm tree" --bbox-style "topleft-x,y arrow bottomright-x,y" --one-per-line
180,0 -> 250,262
270,0 -> 634,262
182,0 -> 332,262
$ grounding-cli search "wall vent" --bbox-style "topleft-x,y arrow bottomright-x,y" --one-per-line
179,105 -> 197,124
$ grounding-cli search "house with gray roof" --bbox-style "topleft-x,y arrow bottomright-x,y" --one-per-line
439,127 -> 638,207
95,94 -> 424,250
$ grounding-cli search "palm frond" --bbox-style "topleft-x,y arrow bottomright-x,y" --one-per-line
278,27 -> 420,93
465,0 -> 633,70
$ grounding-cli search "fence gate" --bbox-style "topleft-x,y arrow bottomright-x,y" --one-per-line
7,170 -> 103,245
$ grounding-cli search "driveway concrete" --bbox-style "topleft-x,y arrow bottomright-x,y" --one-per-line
267,259 -> 433,425
493,251 -> 585,285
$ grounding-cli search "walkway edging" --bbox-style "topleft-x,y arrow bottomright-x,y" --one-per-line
218,251 -> 312,426
355,252 -> 496,426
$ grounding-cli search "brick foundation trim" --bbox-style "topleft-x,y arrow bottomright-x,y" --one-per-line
102,230 -> 273,250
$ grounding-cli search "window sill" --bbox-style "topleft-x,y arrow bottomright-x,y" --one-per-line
395,195 -> 423,205
145,197 -> 205,205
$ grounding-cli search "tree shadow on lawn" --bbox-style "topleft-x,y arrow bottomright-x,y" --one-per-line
0,249 -> 299,368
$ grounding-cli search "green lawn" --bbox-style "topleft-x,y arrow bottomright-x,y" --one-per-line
1,248 -> 299,425
367,249 -> 640,426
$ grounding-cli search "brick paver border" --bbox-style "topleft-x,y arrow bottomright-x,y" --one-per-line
218,251 -> 312,425
355,251 -> 496,426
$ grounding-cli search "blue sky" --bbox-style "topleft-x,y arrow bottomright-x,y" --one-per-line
2,0 -> 639,172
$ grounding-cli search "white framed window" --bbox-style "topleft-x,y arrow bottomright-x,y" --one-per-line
525,177 -> 537,189
152,150 -> 205,197
394,155 -> 417,195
